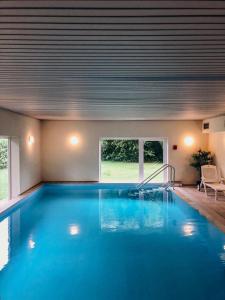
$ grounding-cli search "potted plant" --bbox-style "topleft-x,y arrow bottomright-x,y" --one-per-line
190,149 -> 214,190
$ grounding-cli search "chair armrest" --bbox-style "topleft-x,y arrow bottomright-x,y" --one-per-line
221,177 -> 225,183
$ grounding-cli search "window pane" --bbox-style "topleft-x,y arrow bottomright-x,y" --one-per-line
0,138 -> 9,200
144,141 -> 164,182
101,139 -> 139,182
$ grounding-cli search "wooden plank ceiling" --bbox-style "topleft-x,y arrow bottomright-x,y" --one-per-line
0,0 -> 225,120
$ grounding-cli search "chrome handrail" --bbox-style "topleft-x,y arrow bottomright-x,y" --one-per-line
136,163 -> 169,189
136,164 -> 175,191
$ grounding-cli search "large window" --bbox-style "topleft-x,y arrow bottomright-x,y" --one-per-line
0,138 -> 9,200
101,139 -> 139,182
100,138 -> 167,183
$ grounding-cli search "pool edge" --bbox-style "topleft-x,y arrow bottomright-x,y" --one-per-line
0,182 -> 43,217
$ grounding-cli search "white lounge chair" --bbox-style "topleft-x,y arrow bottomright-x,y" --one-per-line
201,165 -> 225,200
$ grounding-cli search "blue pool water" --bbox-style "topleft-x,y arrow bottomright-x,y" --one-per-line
0,184 -> 224,300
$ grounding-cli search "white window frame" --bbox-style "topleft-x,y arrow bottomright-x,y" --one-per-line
99,137 -> 168,183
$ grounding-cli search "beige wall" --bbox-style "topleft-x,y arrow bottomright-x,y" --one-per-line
3,108 -> 225,190
0,108 -> 41,194
41,120 -> 208,184
209,132 -> 225,178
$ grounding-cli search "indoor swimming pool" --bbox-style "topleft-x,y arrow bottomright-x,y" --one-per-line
0,184 -> 224,300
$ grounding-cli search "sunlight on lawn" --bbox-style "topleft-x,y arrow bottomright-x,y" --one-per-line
101,161 -> 163,183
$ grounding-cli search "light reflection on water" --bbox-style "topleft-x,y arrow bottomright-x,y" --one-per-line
0,218 -> 9,271
28,237 -> 35,249
69,224 -> 80,236
100,189 -> 172,232
182,223 -> 196,237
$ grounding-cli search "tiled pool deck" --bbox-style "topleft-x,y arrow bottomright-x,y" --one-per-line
175,187 -> 225,233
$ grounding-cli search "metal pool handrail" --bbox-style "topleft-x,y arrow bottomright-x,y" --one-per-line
135,164 -> 176,191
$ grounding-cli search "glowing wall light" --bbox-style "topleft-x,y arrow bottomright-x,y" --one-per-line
184,136 -> 194,146
28,135 -> 34,145
70,136 -> 79,145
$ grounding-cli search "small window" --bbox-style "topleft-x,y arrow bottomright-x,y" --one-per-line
203,123 -> 209,130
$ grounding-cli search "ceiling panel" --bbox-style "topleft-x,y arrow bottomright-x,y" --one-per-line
0,0 -> 225,120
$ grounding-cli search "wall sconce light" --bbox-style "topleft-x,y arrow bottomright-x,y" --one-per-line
28,135 -> 34,145
70,136 -> 79,145
184,136 -> 194,146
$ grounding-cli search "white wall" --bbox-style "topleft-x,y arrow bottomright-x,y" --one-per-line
209,132 -> 225,178
0,108 -> 41,194
41,120 -> 208,184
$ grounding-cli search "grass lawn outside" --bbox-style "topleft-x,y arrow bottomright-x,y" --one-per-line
101,161 -> 164,183
0,168 -> 8,200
